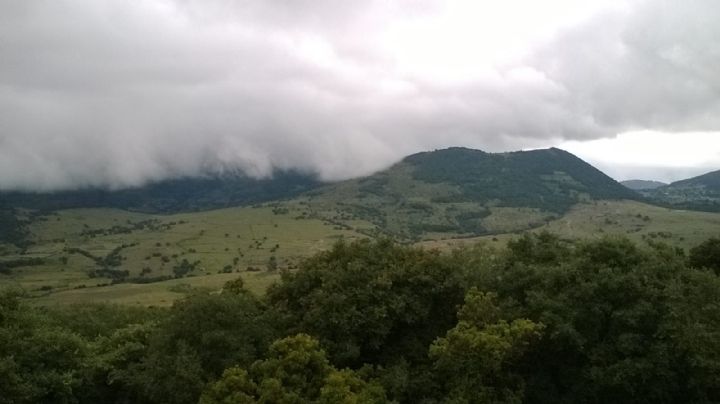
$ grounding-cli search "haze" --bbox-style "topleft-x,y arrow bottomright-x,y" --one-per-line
1,0 -> 719,190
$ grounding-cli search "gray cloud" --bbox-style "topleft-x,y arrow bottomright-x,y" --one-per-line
531,0 -> 720,134
0,0 -> 718,191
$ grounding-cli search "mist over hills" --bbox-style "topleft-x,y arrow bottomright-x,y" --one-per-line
284,147 -> 640,239
2,147 -> 637,214
1,171 -> 321,213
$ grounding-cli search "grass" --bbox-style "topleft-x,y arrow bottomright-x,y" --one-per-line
539,200 -> 720,248
4,199 -> 720,307
420,200 -> 720,251
1,205 -> 368,305
30,272 -> 278,307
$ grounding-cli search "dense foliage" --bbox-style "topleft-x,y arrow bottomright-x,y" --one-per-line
2,234 -> 720,403
266,239 -> 466,368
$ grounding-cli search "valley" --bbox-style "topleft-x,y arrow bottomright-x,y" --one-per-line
3,198 -> 719,306
0,205 -> 366,305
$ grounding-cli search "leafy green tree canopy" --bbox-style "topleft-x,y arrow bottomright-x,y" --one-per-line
200,334 -> 387,404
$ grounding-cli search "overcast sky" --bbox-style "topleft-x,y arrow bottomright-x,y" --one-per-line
1,0 -> 719,191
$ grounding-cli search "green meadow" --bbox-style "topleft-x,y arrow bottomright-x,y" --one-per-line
0,205 -> 368,305
422,200 -> 720,251
2,199 -> 719,306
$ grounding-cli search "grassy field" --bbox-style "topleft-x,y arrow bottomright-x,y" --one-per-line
541,200 -> 720,247
0,205 -> 369,305
30,272 -> 279,307
3,199 -> 719,307
421,200 -> 720,251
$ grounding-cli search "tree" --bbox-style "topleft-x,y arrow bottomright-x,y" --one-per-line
222,276 -> 247,295
0,289 -> 90,404
430,288 -> 543,403
267,255 -> 278,271
266,239 -> 465,367
127,291 -> 279,403
473,235 -> 700,403
200,334 -> 387,404
688,237 -> 720,274
82,321 -> 158,403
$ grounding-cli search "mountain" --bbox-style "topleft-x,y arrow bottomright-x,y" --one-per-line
2,147 -> 639,240
403,147 -> 638,209
1,170 -> 321,213
290,147 -> 639,239
644,169 -> 720,212
621,179 -> 667,191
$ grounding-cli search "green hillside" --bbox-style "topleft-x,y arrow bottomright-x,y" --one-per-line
644,169 -> 720,211
422,200 -> 720,251
287,147 -> 639,240
0,206 -> 368,305
3,200 -> 720,308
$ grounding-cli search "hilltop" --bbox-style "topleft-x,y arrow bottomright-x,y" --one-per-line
286,147 -> 639,239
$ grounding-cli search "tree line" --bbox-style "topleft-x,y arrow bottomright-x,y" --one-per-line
2,234 -> 720,403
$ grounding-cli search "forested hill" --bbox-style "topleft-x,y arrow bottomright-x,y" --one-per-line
294,147 -> 640,239
644,169 -> 720,212
1,170 -> 321,213
671,169 -> 720,189
403,147 -> 638,212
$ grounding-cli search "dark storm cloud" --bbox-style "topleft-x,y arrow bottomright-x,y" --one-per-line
0,0 -> 718,190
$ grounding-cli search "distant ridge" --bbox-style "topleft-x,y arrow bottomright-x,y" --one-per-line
621,179 -> 667,191
645,169 -> 720,212
669,169 -> 720,189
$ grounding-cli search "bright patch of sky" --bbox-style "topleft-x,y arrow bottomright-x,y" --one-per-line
559,132 -> 720,182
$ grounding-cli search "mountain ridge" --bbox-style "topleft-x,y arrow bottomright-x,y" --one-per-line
621,179 -> 667,190
2,147 -> 640,238
644,169 -> 720,212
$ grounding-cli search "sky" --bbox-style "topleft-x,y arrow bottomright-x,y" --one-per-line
1,0 -> 719,191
